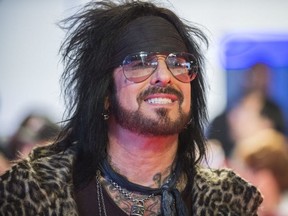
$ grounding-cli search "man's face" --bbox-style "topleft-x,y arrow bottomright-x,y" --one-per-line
110,55 -> 191,136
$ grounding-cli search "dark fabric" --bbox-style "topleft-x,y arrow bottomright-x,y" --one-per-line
100,159 -> 188,216
74,177 -> 192,216
74,178 -> 127,216
112,16 -> 187,67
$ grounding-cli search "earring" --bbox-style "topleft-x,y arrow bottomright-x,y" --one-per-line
103,97 -> 110,120
102,110 -> 110,120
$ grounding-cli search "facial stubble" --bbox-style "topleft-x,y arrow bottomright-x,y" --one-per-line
110,91 -> 190,136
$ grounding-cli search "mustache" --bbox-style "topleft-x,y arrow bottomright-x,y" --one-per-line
138,86 -> 184,102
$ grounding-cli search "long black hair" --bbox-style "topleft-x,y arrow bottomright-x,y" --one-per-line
56,0 -> 209,191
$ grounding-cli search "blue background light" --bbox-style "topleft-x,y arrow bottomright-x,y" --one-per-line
222,33 -> 288,133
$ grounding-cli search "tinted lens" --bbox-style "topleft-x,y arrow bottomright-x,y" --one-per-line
122,52 -> 157,83
166,53 -> 197,83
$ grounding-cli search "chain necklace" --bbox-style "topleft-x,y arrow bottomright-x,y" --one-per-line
96,170 -> 155,216
96,170 -> 108,216
109,178 -> 155,216
98,158 -> 186,216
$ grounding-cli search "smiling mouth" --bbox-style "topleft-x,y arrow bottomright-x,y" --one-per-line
146,98 -> 174,104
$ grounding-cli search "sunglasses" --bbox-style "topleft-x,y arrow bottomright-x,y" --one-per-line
121,52 -> 198,83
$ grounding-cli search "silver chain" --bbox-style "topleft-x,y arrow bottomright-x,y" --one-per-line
96,170 -> 174,216
96,170 -> 108,216
96,170 -> 155,216
109,179 -> 155,204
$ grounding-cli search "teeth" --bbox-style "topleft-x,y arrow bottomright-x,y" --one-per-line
146,98 -> 172,104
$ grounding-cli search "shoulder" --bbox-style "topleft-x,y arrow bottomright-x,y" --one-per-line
192,166 -> 263,215
2,143 -> 76,183
0,144 -> 77,215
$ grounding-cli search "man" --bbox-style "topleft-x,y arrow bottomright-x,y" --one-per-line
0,1 -> 262,215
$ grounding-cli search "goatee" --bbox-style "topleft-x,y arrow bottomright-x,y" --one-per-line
110,86 -> 190,136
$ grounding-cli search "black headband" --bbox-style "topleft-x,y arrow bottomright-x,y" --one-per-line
112,16 -> 187,66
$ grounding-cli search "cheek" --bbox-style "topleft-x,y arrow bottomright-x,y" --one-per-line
117,88 -> 139,109
113,69 -> 141,109
182,86 -> 191,112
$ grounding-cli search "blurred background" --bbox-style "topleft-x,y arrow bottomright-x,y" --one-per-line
0,0 -> 288,214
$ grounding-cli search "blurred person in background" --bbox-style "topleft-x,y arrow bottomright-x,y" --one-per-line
227,88 -> 287,215
242,63 -> 271,96
4,113 -> 61,161
232,128 -> 288,216
227,90 -> 286,145
207,89 -> 286,170
207,62 -> 285,159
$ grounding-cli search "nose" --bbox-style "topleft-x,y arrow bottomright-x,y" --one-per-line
150,59 -> 172,86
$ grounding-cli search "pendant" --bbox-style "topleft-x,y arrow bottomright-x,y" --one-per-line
130,200 -> 145,216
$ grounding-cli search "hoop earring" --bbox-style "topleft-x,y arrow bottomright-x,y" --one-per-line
102,110 -> 110,120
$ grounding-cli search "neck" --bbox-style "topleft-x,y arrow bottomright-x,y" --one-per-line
107,125 -> 178,188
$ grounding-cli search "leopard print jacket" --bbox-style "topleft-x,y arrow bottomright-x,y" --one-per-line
0,145 -> 263,215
